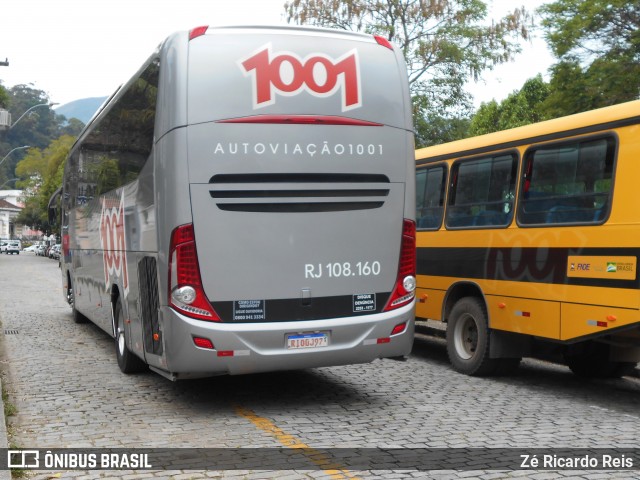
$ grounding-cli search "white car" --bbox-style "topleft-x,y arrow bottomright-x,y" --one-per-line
6,241 -> 21,255
23,245 -> 38,253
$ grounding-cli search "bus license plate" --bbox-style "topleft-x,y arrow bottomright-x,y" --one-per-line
286,332 -> 329,349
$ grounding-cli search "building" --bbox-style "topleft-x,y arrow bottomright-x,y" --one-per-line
0,196 -> 21,238
0,189 -> 22,206
0,189 -> 41,239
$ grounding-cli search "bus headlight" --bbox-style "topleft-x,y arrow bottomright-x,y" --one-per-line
172,286 -> 197,305
403,275 -> 416,293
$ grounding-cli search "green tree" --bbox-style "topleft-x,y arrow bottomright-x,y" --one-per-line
61,117 -> 85,137
469,75 -> 550,135
284,0 -> 532,146
14,135 -> 74,234
539,0 -> 640,115
4,85 -> 60,148
0,85 -> 63,187
415,111 -> 471,147
468,99 -> 500,136
0,83 -> 8,108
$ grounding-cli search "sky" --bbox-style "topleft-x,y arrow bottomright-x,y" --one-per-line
0,0 -> 554,109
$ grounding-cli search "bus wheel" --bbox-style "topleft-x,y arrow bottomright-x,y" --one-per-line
68,278 -> 87,324
446,297 -> 498,376
114,298 -> 147,374
565,342 -> 637,379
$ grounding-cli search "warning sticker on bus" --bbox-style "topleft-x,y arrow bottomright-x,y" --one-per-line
233,300 -> 266,321
353,293 -> 376,312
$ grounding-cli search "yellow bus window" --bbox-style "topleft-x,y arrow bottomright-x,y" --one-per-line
518,137 -> 615,225
446,153 -> 517,229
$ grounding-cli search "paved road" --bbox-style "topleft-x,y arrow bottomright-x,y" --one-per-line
0,252 -> 639,479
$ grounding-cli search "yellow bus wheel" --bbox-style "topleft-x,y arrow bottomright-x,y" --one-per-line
446,297 -> 499,376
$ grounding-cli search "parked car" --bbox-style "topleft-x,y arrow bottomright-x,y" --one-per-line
23,245 -> 38,253
49,243 -> 61,260
49,244 -> 61,260
0,241 -> 7,254
6,241 -> 21,255
35,245 -> 47,256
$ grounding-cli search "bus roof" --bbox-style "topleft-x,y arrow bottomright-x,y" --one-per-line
416,99 -> 640,164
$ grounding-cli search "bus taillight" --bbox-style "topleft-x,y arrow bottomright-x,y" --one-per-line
391,322 -> 407,336
374,35 -> 393,50
169,224 -> 221,321
189,26 -> 208,40
383,219 -> 416,311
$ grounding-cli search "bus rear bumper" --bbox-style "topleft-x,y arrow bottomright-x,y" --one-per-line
155,303 -> 415,379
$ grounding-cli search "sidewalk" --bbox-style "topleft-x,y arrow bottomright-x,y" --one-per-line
0,375 -> 11,479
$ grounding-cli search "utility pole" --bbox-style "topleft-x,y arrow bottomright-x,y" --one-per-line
1,58 -> 9,129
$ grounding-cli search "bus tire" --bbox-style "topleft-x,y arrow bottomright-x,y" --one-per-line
446,297 -> 499,376
68,277 -> 88,324
565,342 -> 637,379
115,298 -> 147,374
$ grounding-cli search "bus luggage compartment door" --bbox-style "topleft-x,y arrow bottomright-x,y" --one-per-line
189,180 -> 405,321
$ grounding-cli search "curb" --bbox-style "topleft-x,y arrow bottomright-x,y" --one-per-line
0,376 -> 11,480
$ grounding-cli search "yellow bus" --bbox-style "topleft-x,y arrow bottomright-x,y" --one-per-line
415,100 -> 640,377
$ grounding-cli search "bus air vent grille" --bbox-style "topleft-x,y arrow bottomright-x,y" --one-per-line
208,173 -> 390,213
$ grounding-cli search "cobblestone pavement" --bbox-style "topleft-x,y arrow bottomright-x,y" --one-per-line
0,253 -> 638,479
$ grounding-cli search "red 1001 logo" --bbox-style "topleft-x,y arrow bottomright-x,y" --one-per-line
100,191 -> 129,296
239,44 -> 361,111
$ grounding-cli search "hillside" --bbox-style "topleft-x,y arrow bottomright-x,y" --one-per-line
55,97 -> 107,124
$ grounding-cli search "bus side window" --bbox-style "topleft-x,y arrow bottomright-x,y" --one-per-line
518,137 -> 615,226
416,165 -> 446,230
446,153 -> 517,229
82,59 -> 159,197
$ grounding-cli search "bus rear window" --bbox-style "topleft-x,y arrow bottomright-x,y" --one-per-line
518,136 -> 616,225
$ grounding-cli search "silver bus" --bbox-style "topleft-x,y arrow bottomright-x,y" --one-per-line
55,25 -> 416,380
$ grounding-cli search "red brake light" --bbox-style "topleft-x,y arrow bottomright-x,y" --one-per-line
383,219 -> 416,311
374,35 -> 393,50
193,337 -> 215,349
189,26 -> 209,40
217,115 -> 382,126
62,233 -> 69,259
169,224 -> 220,321
391,322 -> 407,336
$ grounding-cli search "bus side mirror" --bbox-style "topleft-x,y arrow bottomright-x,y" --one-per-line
48,187 -> 62,225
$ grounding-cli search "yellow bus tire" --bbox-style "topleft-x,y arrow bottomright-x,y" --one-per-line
446,297 -> 500,376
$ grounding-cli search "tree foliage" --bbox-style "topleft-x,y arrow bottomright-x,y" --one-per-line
61,117 -> 85,137
469,75 -> 550,135
0,85 -> 67,187
3,85 -> 60,148
414,95 -> 470,147
14,135 -> 74,234
0,83 -> 8,108
284,0 -> 532,145
540,0 -> 640,62
539,0 -> 640,114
